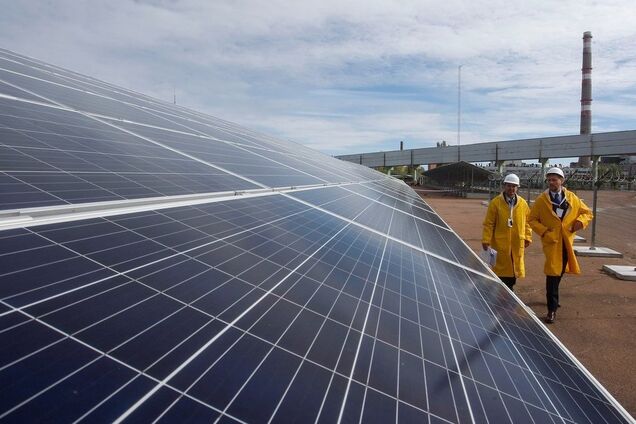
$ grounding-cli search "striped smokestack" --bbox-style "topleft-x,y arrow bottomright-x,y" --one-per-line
579,31 -> 592,167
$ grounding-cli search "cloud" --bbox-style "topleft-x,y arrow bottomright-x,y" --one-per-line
0,0 -> 635,155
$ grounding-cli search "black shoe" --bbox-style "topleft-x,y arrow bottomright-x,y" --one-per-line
545,311 -> 556,324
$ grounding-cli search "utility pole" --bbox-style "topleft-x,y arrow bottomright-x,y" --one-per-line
457,65 -> 462,162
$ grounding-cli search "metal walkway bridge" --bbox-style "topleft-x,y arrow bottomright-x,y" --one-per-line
335,130 -> 636,168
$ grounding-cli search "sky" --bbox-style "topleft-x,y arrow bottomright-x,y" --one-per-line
0,0 -> 635,157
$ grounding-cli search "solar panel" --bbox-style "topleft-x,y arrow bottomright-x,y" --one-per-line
0,98 -> 258,210
0,48 -> 633,423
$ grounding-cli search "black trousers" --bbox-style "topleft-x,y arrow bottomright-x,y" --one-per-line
499,277 -> 516,291
546,242 -> 568,312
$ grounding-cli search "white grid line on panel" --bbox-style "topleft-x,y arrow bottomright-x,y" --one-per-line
360,219 -> 404,424
0,243 -> 602,423
1,214 -> 616,416
3,126 -> 211,180
340,184 -> 451,233
450,249 -> 633,423
0,209 -> 348,420
0,202 -> 310,314
0,128 -> 224,164
268,227 -> 382,423
6,210 -> 324,342
2,138 -> 160,203
426,264 -> 560,419
453,265 -> 568,423
0,355 -> 103,420
437,281 -> 518,423
0,145 -> 74,204
72,376 -> 177,424
404,246 -> 433,420
211,241 -> 371,421
0,78 -> 269,191
442,270 -> 555,421
111,210 -> 359,423
337,207 -> 393,424
0,250 -> 77,281
306,229 -> 387,416
395,242 -> 403,424
423,252 -> 476,424
307,229 -> 386,422
0,57 -> 313,157
0,75 -> 360,189
105,115 -> 336,186
8,153 -> 218,204
405,186 -> 499,283
149,198 -> 382,423
366,180 -> 434,212
2,170 -> 237,175
356,181 -> 438,217
181,215 -> 428,421
0,176 -> 386,233
0,298 -> 238,422
358,235 -> 394,423
413,261 -> 464,424
0,92 -> 33,102
282,192 -> 499,283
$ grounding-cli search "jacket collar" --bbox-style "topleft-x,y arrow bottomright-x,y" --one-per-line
541,188 -> 570,218
542,187 -> 568,197
501,192 -> 517,205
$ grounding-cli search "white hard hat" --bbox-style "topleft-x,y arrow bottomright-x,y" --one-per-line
502,173 -> 520,186
546,167 -> 565,179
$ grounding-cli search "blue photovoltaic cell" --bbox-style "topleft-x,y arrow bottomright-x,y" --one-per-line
0,48 -> 632,424
343,182 -> 448,228
367,179 -> 435,210
0,98 -> 257,210
0,66 -> 189,130
0,79 -> 51,103
108,120 -> 326,188
289,187 -> 490,275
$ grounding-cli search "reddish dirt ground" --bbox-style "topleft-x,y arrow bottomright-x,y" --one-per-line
421,189 -> 636,417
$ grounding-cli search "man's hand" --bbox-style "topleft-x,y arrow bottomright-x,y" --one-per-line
524,240 -> 531,248
571,220 -> 583,232
542,228 -> 558,243
482,243 -> 489,251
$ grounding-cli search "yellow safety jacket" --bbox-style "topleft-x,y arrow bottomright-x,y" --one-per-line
482,194 -> 532,278
528,188 -> 594,276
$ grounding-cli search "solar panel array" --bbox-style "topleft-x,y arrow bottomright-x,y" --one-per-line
0,48 -> 632,423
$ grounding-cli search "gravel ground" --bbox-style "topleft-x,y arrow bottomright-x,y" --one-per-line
421,189 -> 636,417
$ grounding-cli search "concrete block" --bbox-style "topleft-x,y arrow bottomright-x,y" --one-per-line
573,246 -> 623,258
602,265 -> 636,281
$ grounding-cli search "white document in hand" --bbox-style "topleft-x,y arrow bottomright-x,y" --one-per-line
488,247 -> 497,267
480,247 -> 497,268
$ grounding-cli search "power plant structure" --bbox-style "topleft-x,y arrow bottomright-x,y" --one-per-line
338,31 -> 636,182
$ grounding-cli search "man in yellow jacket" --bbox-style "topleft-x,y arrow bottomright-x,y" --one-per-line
482,173 -> 532,292
529,167 -> 594,324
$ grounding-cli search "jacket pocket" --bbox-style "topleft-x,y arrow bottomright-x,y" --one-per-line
542,229 -> 559,244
